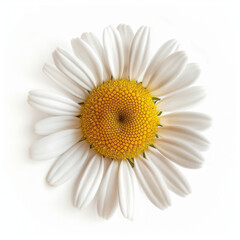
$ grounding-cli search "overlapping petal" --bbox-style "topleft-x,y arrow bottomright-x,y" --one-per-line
156,86 -> 206,112
129,26 -> 150,81
28,90 -> 81,116
30,129 -> 82,160
74,154 -> 104,209
134,155 -> 171,209
117,24 -> 134,79
103,26 -> 124,79
160,111 -> 211,131
154,138 -> 204,169
35,116 -> 80,135
157,63 -> 200,96
157,125 -> 210,151
142,39 -> 179,87
43,64 -> 88,100
47,141 -> 89,186
147,147 -> 191,196
81,32 -> 111,81
147,51 -> 187,95
53,48 -> 96,91
71,38 -> 103,85
97,160 -> 119,219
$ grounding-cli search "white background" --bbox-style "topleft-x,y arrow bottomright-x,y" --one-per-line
0,0 -> 239,239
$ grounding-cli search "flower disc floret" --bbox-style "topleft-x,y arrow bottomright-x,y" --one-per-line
81,79 -> 159,160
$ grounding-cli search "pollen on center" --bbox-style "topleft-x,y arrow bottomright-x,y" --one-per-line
80,79 -> 159,160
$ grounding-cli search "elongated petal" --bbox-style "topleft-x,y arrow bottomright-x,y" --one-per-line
147,147 -> 191,196
158,63 -> 200,96
97,160 -> 119,219
118,160 -> 135,220
160,111 -> 211,131
134,155 -> 171,209
117,24 -> 134,79
81,32 -> 110,81
129,26 -> 150,81
154,138 -> 204,169
103,26 -> 124,79
74,155 -> 104,209
35,116 -> 80,135
71,38 -> 103,85
47,141 -> 89,186
157,126 -> 210,151
156,86 -> 206,112
43,64 -> 88,101
53,48 -> 96,91
142,39 -> 179,87
28,90 -> 81,116
147,52 -> 187,94
30,129 -> 82,160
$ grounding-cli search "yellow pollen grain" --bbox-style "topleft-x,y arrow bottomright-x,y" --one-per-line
80,79 -> 159,160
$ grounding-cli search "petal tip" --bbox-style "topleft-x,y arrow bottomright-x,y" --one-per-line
46,177 -> 57,187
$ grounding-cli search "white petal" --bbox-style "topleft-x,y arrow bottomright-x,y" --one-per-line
129,26 -> 150,81
160,111 -> 212,131
157,126 -> 210,151
157,63 -> 200,96
147,52 -> 187,94
142,39 -> 179,87
103,26 -> 124,79
81,32 -> 111,81
30,129 -> 82,160
71,38 -> 103,85
74,155 -> 104,209
47,141 -> 89,186
118,160 -> 135,220
53,48 -> 96,91
156,86 -> 206,112
134,155 -> 171,209
35,116 -> 80,135
28,90 -> 81,116
117,24 -> 134,79
154,138 -> 204,169
43,64 -> 88,100
147,147 -> 191,196
97,160 -> 119,219
81,32 -> 103,58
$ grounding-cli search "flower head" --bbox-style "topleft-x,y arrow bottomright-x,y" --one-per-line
28,24 -> 211,220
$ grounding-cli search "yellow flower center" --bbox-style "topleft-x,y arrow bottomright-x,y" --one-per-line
80,79 -> 159,160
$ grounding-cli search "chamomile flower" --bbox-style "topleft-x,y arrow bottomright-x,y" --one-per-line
28,24 -> 211,220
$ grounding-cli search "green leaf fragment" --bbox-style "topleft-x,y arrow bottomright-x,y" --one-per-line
127,158 -> 134,168
152,97 -> 160,101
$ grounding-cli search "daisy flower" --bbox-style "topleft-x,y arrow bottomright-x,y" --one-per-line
28,24 -> 211,220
